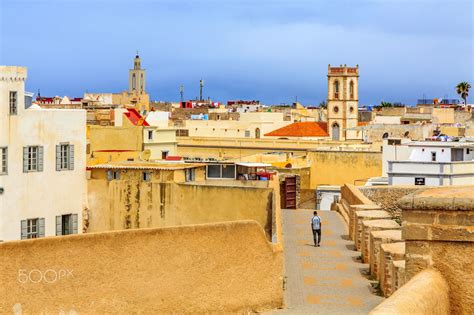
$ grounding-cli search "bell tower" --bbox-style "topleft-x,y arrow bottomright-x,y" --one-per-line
327,64 -> 359,141
129,53 -> 146,94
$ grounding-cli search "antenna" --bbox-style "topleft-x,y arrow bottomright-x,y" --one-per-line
199,79 -> 204,101
180,85 -> 184,103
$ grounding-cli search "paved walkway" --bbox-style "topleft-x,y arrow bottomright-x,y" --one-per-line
268,209 -> 383,314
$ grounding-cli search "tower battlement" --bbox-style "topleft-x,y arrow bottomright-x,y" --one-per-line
328,64 -> 359,76
0,66 -> 27,81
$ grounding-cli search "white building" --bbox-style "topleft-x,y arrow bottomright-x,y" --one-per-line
387,141 -> 474,186
0,66 -> 87,241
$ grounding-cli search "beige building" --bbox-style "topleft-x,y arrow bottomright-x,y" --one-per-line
88,108 -> 177,165
0,66 -> 87,241
176,112 -> 290,139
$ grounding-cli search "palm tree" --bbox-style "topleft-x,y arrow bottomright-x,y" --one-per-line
456,82 -> 471,105
380,101 -> 393,108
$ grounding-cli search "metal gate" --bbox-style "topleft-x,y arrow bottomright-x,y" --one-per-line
283,176 -> 297,209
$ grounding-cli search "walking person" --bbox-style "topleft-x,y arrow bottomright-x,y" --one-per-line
311,211 -> 322,247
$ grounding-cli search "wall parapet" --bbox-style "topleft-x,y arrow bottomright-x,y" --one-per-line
0,220 -> 283,313
399,185 -> 474,314
369,269 -> 449,315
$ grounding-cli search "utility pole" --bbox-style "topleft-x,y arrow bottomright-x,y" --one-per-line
179,85 -> 184,103
199,79 -> 204,101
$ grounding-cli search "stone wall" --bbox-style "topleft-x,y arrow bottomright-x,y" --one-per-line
399,186 -> 474,314
369,269 -> 450,315
88,179 -> 278,241
359,186 -> 427,220
0,221 -> 283,313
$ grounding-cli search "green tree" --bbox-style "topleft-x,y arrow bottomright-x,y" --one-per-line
319,100 -> 327,109
456,81 -> 471,105
380,101 -> 393,108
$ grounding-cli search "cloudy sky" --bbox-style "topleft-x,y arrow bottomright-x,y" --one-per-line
1,0 -> 472,105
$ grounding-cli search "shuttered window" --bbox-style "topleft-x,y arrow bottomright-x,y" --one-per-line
21,218 -> 45,239
23,146 -> 43,172
107,170 -> 121,181
185,168 -> 195,182
56,143 -> 74,171
56,214 -> 79,235
0,147 -> 7,175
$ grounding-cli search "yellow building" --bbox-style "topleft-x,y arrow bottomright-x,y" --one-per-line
86,161 -> 280,241
87,108 -> 178,165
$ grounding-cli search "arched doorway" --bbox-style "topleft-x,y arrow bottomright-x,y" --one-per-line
255,128 -> 261,139
332,123 -> 340,141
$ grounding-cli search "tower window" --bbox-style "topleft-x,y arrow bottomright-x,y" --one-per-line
334,81 -> 339,99
349,106 -> 354,113
349,81 -> 354,99
333,106 -> 339,113
9,91 -> 18,115
132,74 -> 136,91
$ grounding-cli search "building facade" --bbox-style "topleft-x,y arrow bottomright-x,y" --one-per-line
0,66 -> 87,241
387,141 -> 474,186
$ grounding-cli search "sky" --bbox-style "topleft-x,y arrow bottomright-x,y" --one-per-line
0,0 -> 473,105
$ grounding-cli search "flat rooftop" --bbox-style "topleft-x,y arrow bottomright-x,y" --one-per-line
408,141 -> 474,148
87,161 -> 206,170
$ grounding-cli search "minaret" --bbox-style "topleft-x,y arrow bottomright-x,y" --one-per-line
129,53 -> 146,94
327,64 -> 359,141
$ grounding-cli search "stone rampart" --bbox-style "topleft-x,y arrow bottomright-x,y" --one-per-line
0,221 -> 283,313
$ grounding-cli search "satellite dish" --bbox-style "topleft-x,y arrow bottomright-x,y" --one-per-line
139,149 -> 151,161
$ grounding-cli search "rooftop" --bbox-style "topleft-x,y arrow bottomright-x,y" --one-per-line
408,141 -> 474,148
265,122 -> 329,137
87,161 -> 205,171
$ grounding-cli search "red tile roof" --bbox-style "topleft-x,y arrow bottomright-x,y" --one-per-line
358,121 -> 369,126
124,108 -> 150,126
265,122 -> 329,137
165,156 -> 182,161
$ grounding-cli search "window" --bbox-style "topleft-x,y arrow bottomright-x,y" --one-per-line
23,146 -> 43,172
382,133 -> 389,139
0,147 -> 7,175
333,106 -> 339,113
349,81 -> 354,99
349,106 -> 354,113
56,143 -> 74,171
161,151 -> 169,160
206,164 -> 236,179
185,168 -> 195,182
21,218 -> 45,239
107,170 -> 121,180
148,130 -> 153,140
431,152 -> 437,162
334,81 -> 339,99
9,91 -> 17,115
467,148 -> 471,155
143,171 -> 151,181
245,130 -> 251,138
56,214 -> 78,236
176,129 -> 189,137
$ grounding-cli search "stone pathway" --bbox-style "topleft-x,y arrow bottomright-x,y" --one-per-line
267,209 -> 383,314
